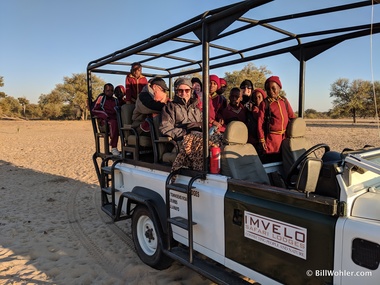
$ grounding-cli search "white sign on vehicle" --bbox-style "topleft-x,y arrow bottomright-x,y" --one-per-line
244,212 -> 307,259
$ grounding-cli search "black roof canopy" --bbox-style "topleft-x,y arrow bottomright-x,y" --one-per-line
88,0 -> 380,77
88,0 -> 379,115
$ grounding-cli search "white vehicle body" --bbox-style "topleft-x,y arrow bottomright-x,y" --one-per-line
108,149 -> 380,285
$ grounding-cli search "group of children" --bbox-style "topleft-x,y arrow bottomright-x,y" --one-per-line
91,61 -> 296,158
203,74 -> 296,155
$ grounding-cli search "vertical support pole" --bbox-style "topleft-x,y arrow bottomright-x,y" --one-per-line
202,22 -> 210,173
298,49 -> 306,118
187,182 -> 194,263
87,70 -> 99,143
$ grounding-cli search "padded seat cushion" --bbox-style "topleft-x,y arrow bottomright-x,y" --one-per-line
221,121 -> 270,184
162,148 -> 177,163
222,144 -> 270,184
224,120 -> 248,144
282,118 -> 310,174
127,135 -> 152,147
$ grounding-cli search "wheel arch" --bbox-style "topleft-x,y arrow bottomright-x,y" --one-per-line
125,186 -> 168,238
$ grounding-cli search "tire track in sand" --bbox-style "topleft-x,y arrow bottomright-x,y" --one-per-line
92,188 -> 136,252
66,186 -> 126,279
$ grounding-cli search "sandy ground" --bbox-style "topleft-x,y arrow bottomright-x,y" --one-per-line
0,119 -> 380,285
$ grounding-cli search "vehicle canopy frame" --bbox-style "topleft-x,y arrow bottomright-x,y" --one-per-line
87,0 -> 380,171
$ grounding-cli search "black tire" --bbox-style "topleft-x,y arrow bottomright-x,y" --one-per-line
132,205 -> 173,270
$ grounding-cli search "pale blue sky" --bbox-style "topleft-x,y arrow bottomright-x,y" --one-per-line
1,0 -> 379,112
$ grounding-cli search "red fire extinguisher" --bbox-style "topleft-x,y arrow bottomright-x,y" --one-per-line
209,145 -> 221,174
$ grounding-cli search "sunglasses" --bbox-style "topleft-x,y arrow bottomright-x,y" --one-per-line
240,85 -> 252,90
177,88 -> 192,94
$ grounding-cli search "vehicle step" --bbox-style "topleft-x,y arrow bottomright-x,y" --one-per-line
167,183 -> 194,194
102,187 -> 112,194
164,247 -> 258,285
115,213 -> 131,222
102,187 -> 121,195
101,203 -> 114,217
168,216 -> 196,230
102,166 -> 112,174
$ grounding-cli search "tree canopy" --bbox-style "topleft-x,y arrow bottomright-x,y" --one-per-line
329,78 -> 379,123
1,66 -> 379,121
0,73 -> 105,120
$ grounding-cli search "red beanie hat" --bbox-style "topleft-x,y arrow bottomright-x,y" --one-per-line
219,78 -> 227,86
254,88 -> 267,99
265,76 -> 282,89
116,85 -> 125,94
209,74 -> 220,89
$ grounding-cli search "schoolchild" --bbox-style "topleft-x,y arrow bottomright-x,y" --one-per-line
220,87 -> 247,126
92,83 -> 121,156
257,76 -> 296,154
209,74 -> 226,132
114,85 -> 126,105
124,62 -> 148,104
240,79 -> 254,108
217,78 -> 228,97
191,76 -> 218,130
248,88 -> 267,153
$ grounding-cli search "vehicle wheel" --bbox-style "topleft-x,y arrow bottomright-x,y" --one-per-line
132,205 -> 173,270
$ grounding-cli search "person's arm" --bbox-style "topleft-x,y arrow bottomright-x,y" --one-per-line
91,95 -> 108,120
285,98 -> 296,119
140,92 -> 165,112
257,101 -> 267,151
159,103 -> 187,140
124,76 -> 132,103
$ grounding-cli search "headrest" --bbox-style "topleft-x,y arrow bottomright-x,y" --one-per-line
286,117 -> 306,138
224,121 -> 248,144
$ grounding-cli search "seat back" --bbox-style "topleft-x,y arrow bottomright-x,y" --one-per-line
221,121 -> 270,184
281,117 -> 309,175
149,115 -> 177,164
120,104 -> 135,141
92,116 -> 110,156
296,157 -> 323,194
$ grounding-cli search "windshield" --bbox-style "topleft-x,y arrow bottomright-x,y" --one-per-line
363,153 -> 380,165
345,148 -> 380,176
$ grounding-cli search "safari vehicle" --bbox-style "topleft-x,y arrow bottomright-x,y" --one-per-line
87,1 -> 380,284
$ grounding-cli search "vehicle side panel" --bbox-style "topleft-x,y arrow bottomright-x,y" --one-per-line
335,217 -> 380,285
115,164 -> 228,260
224,179 -> 338,284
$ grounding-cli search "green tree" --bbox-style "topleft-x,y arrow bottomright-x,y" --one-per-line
41,103 -> 63,119
25,103 -> 42,119
223,63 -> 271,95
39,90 -> 66,105
38,90 -> 65,119
37,73 -> 105,120
0,76 -> 5,100
18,97 -> 30,118
359,80 -> 380,119
55,73 -> 105,120
330,78 -> 372,123
0,96 -> 21,117
375,81 -> 380,118
304,109 -> 318,119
